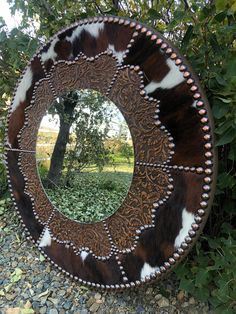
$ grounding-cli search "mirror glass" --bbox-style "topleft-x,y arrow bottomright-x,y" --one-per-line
36,90 -> 134,223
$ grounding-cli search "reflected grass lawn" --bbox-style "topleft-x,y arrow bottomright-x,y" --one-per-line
44,170 -> 133,223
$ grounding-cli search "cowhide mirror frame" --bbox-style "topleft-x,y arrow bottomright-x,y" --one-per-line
5,16 -> 217,290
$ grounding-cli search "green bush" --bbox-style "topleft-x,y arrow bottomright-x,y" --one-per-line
169,3 -> 236,311
175,224 -> 236,313
0,162 -> 8,198
99,179 -> 118,191
45,172 -> 132,222
118,142 -> 134,164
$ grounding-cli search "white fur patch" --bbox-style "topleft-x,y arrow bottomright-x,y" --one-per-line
66,23 -> 105,43
174,208 -> 195,248
41,37 -> 59,62
6,138 -> 12,148
108,44 -> 126,64
80,251 -> 89,262
145,58 -> 185,94
192,100 -> 198,108
39,227 -> 52,247
140,262 -> 160,280
12,67 -> 33,112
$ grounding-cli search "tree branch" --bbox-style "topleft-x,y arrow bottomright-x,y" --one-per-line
93,1 -> 104,14
183,0 -> 190,10
39,0 -> 56,17
112,0 -> 120,11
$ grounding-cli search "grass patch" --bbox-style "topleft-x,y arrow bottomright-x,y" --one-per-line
45,171 -> 133,222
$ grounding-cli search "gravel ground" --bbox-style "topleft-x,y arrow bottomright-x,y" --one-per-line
0,206 -> 213,314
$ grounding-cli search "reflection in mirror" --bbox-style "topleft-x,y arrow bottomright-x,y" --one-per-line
36,90 -> 134,223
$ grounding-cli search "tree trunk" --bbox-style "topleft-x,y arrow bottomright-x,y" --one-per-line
46,96 -> 76,187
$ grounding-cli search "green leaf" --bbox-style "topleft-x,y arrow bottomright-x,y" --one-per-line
228,143 -> 236,161
216,0 -> 228,11
10,268 -> 22,283
39,254 -> 45,262
0,30 -> 7,42
173,10 -> 185,20
148,9 -> 161,19
20,310 -> 34,314
214,11 -> 227,22
209,33 -> 222,54
216,128 -> 236,146
226,59 -> 236,77
221,222 -> 234,234
195,269 -> 209,286
209,294 -> 222,307
215,74 -> 227,86
216,97 -> 231,104
217,173 -> 235,189
182,25 -> 194,48
208,238 -> 220,249
179,277 -> 195,294
215,121 -> 232,135
212,100 -> 229,119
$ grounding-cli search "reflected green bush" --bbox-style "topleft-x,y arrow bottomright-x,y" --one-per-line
45,172 -> 132,222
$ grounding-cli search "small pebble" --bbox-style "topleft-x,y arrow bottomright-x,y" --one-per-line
155,294 -> 163,300
177,290 -> 185,302
11,261 -> 17,268
146,287 -> 153,295
90,302 -> 100,312
87,296 -> 95,307
94,293 -> 101,300
63,301 -> 72,310
157,297 -> 170,307
5,309 -> 20,314
39,306 -> 47,314
189,297 -> 196,305
182,301 -> 189,308
49,309 -> 58,314
5,293 -> 16,301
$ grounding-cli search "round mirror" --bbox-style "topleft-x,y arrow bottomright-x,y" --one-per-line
6,16 -> 216,289
36,90 -> 134,223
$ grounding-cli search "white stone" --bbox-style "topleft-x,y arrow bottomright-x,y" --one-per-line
157,296 -> 170,307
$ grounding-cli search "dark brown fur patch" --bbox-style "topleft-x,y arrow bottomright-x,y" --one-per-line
6,150 -> 43,241
124,33 -> 169,84
156,82 -> 205,166
43,241 -> 123,284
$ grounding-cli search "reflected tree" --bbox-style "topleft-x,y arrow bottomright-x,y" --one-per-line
46,90 -> 113,187
46,92 -> 77,187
